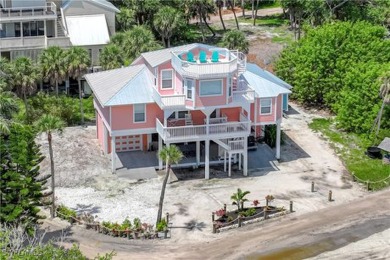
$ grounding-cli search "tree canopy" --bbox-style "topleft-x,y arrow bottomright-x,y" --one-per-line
275,21 -> 390,133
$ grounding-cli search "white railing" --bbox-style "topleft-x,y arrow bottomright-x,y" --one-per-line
171,51 -> 238,79
0,36 -> 46,49
0,2 -> 57,19
157,117 -> 251,142
46,36 -> 71,47
228,139 -> 245,151
205,117 -> 227,124
233,89 -> 255,102
152,87 -> 185,109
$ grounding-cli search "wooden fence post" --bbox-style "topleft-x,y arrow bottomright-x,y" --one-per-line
166,212 -> 170,224
264,207 -> 268,219
328,190 -> 332,202
366,181 -> 370,191
311,181 -> 315,192
224,203 -> 227,212
289,201 -> 293,213
238,216 -> 242,227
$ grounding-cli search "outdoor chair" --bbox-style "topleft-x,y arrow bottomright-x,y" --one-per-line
199,51 -> 207,63
187,52 -> 196,63
211,51 -> 219,62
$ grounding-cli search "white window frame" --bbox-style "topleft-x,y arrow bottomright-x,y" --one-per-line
228,76 -> 232,97
160,69 -> 173,89
185,79 -> 195,101
133,104 -> 146,123
260,98 -> 272,115
199,79 -> 223,97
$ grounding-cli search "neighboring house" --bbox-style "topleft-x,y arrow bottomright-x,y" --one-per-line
0,0 -> 119,94
85,43 -> 292,178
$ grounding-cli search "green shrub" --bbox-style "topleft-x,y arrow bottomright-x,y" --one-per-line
156,218 -> 167,232
56,205 -> 77,222
241,208 -> 257,217
121,218 -> 132,230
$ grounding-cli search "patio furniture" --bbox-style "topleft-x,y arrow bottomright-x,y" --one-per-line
211,51 -> 219,62
199,51 -> 207,63
187,52 -> 196,63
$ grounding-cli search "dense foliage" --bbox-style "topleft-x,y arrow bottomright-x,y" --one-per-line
0,124 -> 49,233
275,21 -> 390,133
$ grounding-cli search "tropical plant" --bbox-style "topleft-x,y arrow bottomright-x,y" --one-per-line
241,207 -> 256,217
221,30 -> 249,53
39,46 -> 67,96
117,7 -> 136,31
156,145 -> 183,225
57,204 -> 77,221
122,26 -> 162,60
8,57 -> 40,122
156,218 -> 167,232
373,71 -> 390,139
123,0 -> 161,26
252,199 -> 260,207
215,208 -> 226,217
231,188 -> 250,211
0,91 -> 19,134
99,44 -> 125,70
153,6 -> 184,47
65,47 -> 90,125
188,0 -> 217,41
0,124 -> 48,234
35,115 -> 65,218
0,57 -> 10,92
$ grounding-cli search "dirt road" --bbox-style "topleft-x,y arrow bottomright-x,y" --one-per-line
46,188 -> 390,259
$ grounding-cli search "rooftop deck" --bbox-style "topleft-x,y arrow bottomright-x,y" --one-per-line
0,2 -> 57,22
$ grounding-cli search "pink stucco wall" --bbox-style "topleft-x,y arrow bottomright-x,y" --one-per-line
257,97 -> 277,123
97,112 -> 104,149
94,100 -> 110,127
111,103 -> 163,130
194,78 -> 227,108
157,62 -> 175,95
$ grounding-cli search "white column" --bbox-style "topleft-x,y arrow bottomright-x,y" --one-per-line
54,18 -> 58,37
158,135 -> 163,170
111,137 -> 116,174
224,150 -> 227,172
243,138 -> 248,176
276,122 -> 281,160
196,141 -> 200,166
238,153 -> 241,170
228,152 -> 232,177
206,115 -> 210,135
205,139 -> 210,179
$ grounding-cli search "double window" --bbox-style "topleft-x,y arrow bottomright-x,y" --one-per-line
22,21 -> 44,37
260,98 -> 272,115
199,80 -> 223,96
161,69 -> 173,89
134,104 -> 146,123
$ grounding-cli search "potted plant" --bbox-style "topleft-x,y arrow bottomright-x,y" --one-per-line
121,218 -> 132,238
156,218 -> 167,238
133,218 -> 142,239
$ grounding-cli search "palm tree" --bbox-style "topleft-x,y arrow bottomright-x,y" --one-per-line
156,145 -> 183,225
122,26 -> 162,61
100,44 -> 125,70
0,91 -> 19,134
35,115 -> 65,218
253,0 -> 260,26
65,47 -> 90,125
117,7 -> 136,31
216,0 -> 226,31
39,46 -> 67,96
0,57 -> 10,92
221,30 -> 249,53
153,6 -> 184,47
227,0 -> 240,30
231,188 -> 250,211
8,57 -> 40,122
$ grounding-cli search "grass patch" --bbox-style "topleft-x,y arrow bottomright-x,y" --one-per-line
309,118 -> 390,190
239,14 -> 287,27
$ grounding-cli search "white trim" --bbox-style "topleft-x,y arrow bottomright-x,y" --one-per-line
274,96 -> 277,121
199,79 -> 223,97
160,69 -> 174,89
133,103 -> 146,123
111,128 -> 157,137
184,78 -> 195,101
260,98 -> 272,115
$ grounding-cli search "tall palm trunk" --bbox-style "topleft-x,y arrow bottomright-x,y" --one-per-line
198,6 -> 206,42
218,5 -> 226,31
253,0 -> 260,26
156,165 -> 170,225
167,38 -> 171,48
55,81 -> 59,97
252,0 -> 255,18
78,77 -> 84,125
202,14 -> 216,38
241,0 -> 245,17
230,2 -> 240,30
48,132 -> 56,218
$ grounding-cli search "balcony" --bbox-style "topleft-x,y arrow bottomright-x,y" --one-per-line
152,87 -> 186,109
0,35 -> 71,50
156,113 -> 251,142
0,2 -> 57,22
171,49 -> 242,79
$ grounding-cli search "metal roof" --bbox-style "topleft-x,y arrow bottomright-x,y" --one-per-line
62,0 -> 120,13
84,64 -> 148,106
378,137 -> 390,152
246,63 -> 292,90
242,66 -> 291,98
66,14 -> 110,46
138,43 -> 217,68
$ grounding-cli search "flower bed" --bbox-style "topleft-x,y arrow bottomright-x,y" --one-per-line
55,205 -> 170,240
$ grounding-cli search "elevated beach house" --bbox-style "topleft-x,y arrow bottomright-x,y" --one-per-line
85,43 -> 292,178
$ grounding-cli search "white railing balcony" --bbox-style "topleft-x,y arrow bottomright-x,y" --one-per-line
228,139 -> 245,151
0,36 -> 46,49
152,87 -> 186,109
171,50 -> 241,79
0,2 -> 57,21
233,89 -> 255,103
156,115 -> 251,142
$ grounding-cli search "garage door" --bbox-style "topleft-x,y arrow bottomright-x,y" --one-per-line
115,135 -> 141,152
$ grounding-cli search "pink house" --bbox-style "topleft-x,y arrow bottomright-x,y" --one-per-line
85,43 -> 291,178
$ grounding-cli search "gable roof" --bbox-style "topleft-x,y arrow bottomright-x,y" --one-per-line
62,0 -> 120,13
242,64 -> 291,98
65,14 -> 110,46
84,64 -> 154,107
246,63 -> 292,90
135,43 -> 217,68
378,137 -> 390,152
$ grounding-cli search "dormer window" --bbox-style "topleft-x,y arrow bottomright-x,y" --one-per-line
161,69 -> 173,89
